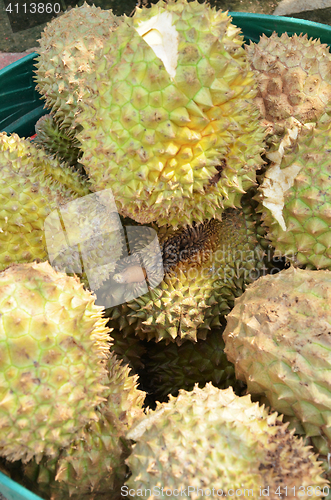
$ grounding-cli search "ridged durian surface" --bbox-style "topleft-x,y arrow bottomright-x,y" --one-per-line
224,266 -> 331,456
0,261 -> 111,463
77,0 -> 265,228
24,354 -> 145,500
126,384 -> 326,499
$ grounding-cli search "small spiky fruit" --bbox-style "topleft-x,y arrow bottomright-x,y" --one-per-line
77,0 -> 265,228
35,2 -> 120,129
246,33 -> 331,140
34,114 -> 82,167
0,261 -> 111,463
0,132 -> 90,272
257,118 -> 331,269
125,384 -> 326,498
107,198 -> 270,344
24,354 -> 145,500
223,266 -> 331,456
142,326 -> 244,401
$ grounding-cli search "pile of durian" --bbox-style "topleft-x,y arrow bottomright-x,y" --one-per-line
2,0 -> 331,498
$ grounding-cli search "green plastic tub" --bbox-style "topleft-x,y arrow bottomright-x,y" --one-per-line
0,11 -> 331,500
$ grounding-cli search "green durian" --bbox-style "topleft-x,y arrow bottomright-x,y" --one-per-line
35,2 -> 120,129
0,261 -> 111,463
34,114 -> 82,168
108,325 -> 146,373
257,118 -> 331,269
0,132 -> 90,272
106,197 -> 271,344
142,325 -> 244,401
77,0 -> 265,228
125,384 -> 326,499
223,266 -> 331,456
24,354 -> 145,500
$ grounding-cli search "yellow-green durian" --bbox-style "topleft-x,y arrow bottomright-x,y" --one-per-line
0,261 -> 111,463
77,0 -> 265,228
24,354 -> 145,500
125,384 -> 326,499
0,132 -> 90,272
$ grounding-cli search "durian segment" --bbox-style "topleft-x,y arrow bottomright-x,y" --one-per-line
0,132 -> 90,272
246,32 -> 331,140
24,354 -> 145,500
223,266 -> 331,456
35,2 -> 120,129
0,262 -> 111,463
257,118 -> 331,269
143,325 -> 244,401
34,114 -> 82,168
107,200 -> 271,344
126,384 -> 326,498
77,0 -> 265,228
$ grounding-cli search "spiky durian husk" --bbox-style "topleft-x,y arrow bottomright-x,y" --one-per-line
77,0 -> 265,228
23,354 -> 145,499
0,261 -> 112,463
257,118 -> 331,269
35,3 -> 120,130
142,325 -> 244,401
246,33 -> 331,142
125,384 -> 326,498
34,114 -> 82,167
108,325 -> 146,372
0,132 -> 90,272
223,266 -> 331,456
106,197 -> 270,344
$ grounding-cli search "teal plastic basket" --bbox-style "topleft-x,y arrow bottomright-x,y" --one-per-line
0,11 -> 331,500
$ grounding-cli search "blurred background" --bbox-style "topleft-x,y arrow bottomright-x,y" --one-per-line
1,0 -> 331,54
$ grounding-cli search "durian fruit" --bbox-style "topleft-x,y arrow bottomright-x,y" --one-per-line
77,0 -> 266,228
35,2 -> 120,130
142,325 -> 244,402
109,326 -> 146,373
223,266 -> 331,456
0,132 -> 90,272
257,118 -> 331,269
106,197 -> 271,344
0,261 -> 111,463
24,354 -> 145,500
125,384 -> 327,498
246,33 -> 331,142
34,114 -> 82,168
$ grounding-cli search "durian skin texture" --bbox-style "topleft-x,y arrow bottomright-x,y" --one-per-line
77,0 -> 265,228
0,132 -> 90,272
0,261 -> 111,464
258,120 -> 331,270
34,114 -> 82,167
246,33 -> 331,135
35,2 -> 120,129
125,384 -> 326,499
108,199 -> 270,345
24,354 -> 146,500
224,266 -> 331,456
142,325 -> 243,401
